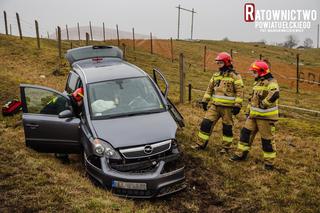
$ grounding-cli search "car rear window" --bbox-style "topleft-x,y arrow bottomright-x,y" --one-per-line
66,46 -> 123,64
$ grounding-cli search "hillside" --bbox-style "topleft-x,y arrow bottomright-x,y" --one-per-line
0,34 -> 320,212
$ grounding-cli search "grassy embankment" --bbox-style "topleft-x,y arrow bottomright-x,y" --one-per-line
0,35 -> 320,212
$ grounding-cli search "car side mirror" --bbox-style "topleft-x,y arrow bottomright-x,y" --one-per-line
58,109 -> 74,118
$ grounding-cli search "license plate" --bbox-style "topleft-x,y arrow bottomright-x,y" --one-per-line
112,180 -> 147,190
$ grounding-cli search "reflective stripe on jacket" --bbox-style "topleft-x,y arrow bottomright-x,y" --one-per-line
248,76 -> 280,120
202,70 -> 244,107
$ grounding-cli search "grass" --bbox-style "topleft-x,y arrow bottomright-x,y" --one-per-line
0,34 -> 320,212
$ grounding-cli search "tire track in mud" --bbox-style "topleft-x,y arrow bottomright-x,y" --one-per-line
145,153 -> 226,213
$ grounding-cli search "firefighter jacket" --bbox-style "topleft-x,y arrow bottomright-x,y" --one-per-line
247,73 -> 280,121
202,68 -> 244,108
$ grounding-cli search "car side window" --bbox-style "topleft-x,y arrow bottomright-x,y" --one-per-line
66,71 -> 79,93
24,87 -> 69,115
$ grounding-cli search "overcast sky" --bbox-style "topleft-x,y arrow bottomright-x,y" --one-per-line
1,0 -> 319,45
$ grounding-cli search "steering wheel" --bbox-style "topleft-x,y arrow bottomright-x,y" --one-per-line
128,96 -> 149,109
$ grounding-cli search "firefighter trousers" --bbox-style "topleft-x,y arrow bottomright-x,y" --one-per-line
236,117 -> 276,165
198,105 -> 234,148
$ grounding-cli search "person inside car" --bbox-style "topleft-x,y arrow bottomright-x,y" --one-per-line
54,87 -> 84,163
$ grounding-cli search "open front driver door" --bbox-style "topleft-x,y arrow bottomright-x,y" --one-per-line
20,84 -> 81,153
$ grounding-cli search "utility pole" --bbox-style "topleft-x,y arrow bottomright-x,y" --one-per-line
177,5 -> 181,40
191,8 -> 195,40
176,5 -> 197,40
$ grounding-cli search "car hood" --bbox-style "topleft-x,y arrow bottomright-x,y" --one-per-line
91,111 -> 177,148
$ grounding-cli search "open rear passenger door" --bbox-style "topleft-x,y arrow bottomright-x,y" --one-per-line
152,69 -> 185,128
20,84 -> 81,153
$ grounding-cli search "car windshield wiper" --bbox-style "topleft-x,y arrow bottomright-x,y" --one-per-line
123,109 -> 164,117
93,108 -> 165,120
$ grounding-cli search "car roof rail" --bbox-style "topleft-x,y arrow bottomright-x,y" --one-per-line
65,45 -> 123,65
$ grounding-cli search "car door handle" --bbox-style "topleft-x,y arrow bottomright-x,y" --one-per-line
26,123 -> 39,129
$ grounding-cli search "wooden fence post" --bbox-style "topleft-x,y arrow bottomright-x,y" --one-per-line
66,24 -> 69,41
16,13 -> 22,39
103,22 -> 106,42
188,84 -> 192,102
230,49 -> 233,58
57,26 -> 62,59
150,32 -> 153,54
203,45 -> 207,72
35,20 -> 40,49
77,22 -> 81,42
89,21 -> 93,41
86,32 -> 89,45
179,53 -> 185,103
116,24 -> 120,47
122,43 -> 126,60
47,31 -> 49,39
9,24 -> 12,35
132,28 -> 135,51
170,37 -> 174,62
259,54 -> 262,60
4,11 -> 8,35
296,54 -> 300,94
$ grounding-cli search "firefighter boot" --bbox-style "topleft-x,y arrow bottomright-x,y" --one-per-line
229,151 -> 249,162
264,163 -> 274,170
191,140 -> 209,150
55,153 -> 70,164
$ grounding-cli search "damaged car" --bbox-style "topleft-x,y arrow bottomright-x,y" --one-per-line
20,45 -> 186,198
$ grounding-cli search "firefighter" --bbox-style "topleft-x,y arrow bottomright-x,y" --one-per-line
230,60 -> 279,170
192,52 -> 244,153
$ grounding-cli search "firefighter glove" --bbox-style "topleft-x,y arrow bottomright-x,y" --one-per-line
232,106 -> 241,115
202,102 -> 208,111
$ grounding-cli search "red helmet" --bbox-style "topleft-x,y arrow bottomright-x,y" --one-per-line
215,52 -> 232,66
72,87 -> 84,102
249,60 -> 270,77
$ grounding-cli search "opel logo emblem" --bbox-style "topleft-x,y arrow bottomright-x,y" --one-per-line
144,145 -> 153,154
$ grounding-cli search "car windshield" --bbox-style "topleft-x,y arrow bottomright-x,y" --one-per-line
88,77 -> 165,119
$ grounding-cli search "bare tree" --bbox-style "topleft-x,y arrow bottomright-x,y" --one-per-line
303,38 -> 313,48
283,35 -> 299,48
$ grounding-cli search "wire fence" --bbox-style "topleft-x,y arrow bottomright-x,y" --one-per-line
1,11 -> 320,116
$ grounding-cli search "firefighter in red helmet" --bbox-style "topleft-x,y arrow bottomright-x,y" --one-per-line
230,60 -> 280,170
192,52 -> 244,153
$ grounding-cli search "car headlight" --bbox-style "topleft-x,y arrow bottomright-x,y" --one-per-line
93,139 -> 122,159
